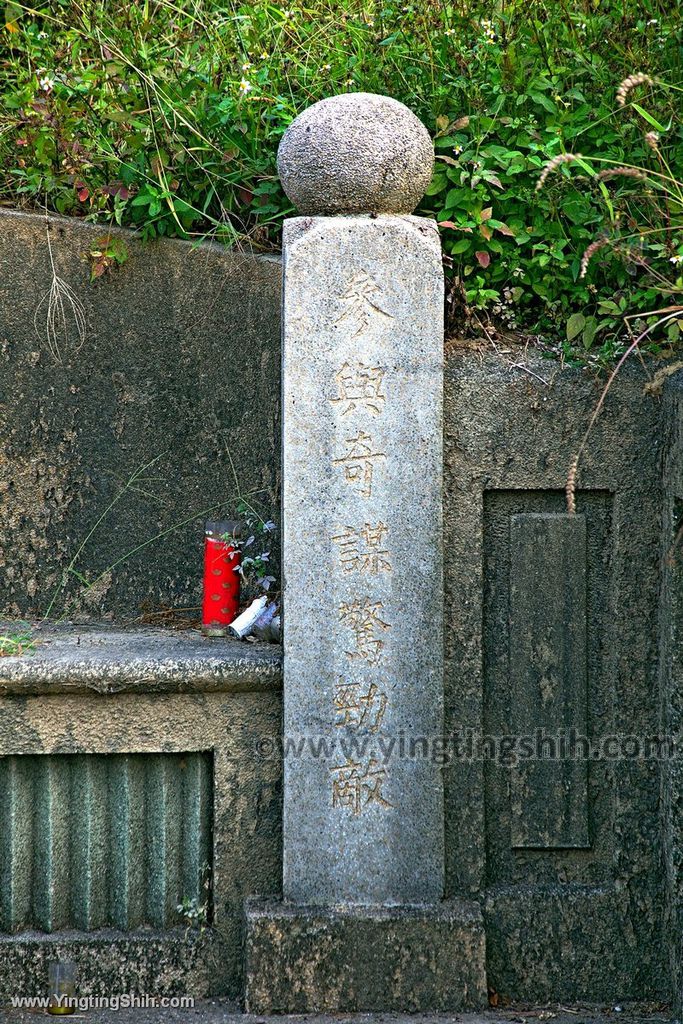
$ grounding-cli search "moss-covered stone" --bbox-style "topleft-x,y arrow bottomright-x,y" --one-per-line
244,898 -> 487,1013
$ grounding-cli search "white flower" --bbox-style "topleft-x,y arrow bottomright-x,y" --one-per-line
260,51 -> 269,59
670,255 -> 683,265
242,62 -> 252,71
445,28 -> 456,37
481,18 -> 496,42
453,145 -> 463,155
239,78 -> 252,94
321,63 -> 331,71
37,30 -> 48,39
39,74 -> 55,92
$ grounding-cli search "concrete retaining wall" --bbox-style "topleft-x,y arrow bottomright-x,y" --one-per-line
0,209 -> 281,622
0,209 -> 679,1007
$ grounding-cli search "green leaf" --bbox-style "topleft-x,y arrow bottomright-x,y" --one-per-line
582,317 -> 598,349
450,238 -> 472,254
529,91 -> 557,114
631,104 -> 667,133
566,312 -> 586,341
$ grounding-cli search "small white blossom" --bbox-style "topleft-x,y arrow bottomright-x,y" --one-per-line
39,74 -> 55,92
239,78 -> 252,94
445,27 -> 456,37
481,18 -> 496,42
670,255 -> 683,265
242,62 -> 252,71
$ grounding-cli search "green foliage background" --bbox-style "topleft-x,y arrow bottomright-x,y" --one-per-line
1,0 -> 682,359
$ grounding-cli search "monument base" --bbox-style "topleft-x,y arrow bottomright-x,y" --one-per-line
244,897 -> 487,1013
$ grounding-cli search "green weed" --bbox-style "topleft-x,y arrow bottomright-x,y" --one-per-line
1,0 -> 681,359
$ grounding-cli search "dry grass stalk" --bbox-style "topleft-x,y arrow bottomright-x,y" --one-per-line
535,152 -> 583,192
596,167 -> 648,181
33,220 -> 87,364
616,73 -> 654,107
580,237 -> 610,279
566,455 -> 578,516
566,309 -> 683,514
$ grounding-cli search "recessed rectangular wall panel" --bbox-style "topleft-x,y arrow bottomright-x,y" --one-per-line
509,513 -> 589,849
0,752 -> 212,933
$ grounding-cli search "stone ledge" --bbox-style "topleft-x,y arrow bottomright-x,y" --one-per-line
0,623 -> 282,695
0,927 -> 218,1001
244,898 -> 487,1013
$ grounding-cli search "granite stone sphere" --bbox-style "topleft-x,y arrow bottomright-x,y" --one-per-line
277,92 -> 434,216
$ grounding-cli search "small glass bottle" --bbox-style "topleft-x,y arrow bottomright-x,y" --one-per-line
47,960 -> 76,1015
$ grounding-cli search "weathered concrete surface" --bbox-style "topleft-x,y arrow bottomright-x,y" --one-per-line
508,513 -> 588,849
0,1005 -> 672,1024
443,353 -> 668,1002
0,208 -> 281,622
0,350 -> 673,1005
281,215 -> 444,905
0,929 -> 217,1002
659,375 -> 683,1020
244,899 -> 487,1013
0,685 -> 282,999
0,622 -> 281,695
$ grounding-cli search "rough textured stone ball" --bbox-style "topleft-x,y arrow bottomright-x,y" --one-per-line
277,92 -> 434,216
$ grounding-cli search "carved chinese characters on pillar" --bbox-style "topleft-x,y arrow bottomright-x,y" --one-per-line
332,522 -> 392,575
336,271 -> 393,337
334,680 -> 388,732
329,271 -> 395,816
332,431 -> 386,499
339,597 -> 390,665
331,757 -> 393,816
331,362 -> 386,417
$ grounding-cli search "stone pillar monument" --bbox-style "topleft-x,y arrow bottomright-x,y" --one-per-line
245,93 -> 486,1013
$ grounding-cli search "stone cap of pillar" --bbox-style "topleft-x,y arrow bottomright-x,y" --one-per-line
277,92 -> 434,216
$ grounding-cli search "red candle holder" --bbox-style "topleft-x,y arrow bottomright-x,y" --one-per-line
202,520 -> 241,637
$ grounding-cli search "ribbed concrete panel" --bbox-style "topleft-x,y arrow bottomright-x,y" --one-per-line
0,752 -> 212,933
